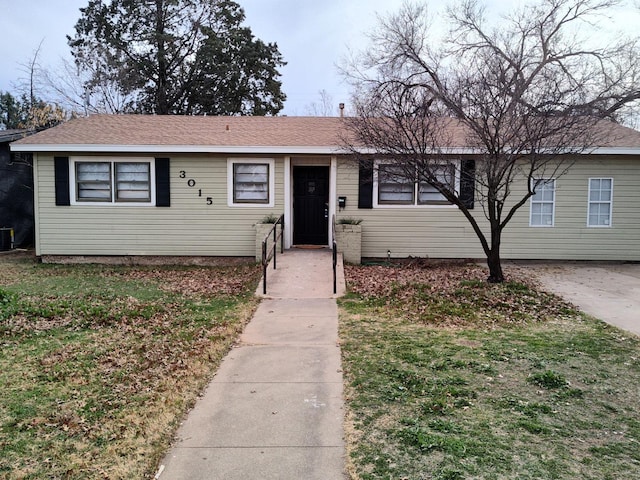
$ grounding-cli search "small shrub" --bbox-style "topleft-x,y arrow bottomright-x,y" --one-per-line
337,217 -> 363,225
259,214 -> 280,224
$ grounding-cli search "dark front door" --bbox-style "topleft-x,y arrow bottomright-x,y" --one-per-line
293,166 -> 329,245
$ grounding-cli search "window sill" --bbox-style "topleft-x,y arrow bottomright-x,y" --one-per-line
373,203 -> 457,209
70,200 -> 155,207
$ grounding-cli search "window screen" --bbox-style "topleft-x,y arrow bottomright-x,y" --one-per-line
233,163 -> 269,203
76,162 -> 112,201
115,163 -> 151,202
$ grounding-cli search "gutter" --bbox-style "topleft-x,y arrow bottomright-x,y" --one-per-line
10,144 -> 349,155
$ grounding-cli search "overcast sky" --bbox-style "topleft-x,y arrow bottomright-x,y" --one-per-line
0,0 -> 638,116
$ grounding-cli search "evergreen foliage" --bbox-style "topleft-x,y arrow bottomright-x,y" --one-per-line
68,0 -> 286,115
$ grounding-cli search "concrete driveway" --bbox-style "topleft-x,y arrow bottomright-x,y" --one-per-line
515,262 -> 640,336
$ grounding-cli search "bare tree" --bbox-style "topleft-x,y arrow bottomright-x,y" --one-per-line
15,41 -> 67,131
40,57 -> 135,115
344,0 -> 640,282
305,89 -> 337,116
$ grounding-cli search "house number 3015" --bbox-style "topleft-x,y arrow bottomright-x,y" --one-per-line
179,170 -> 213,205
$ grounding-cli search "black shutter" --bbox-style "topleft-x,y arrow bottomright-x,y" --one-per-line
54,156 -> 70,206
155,158 -> 170,207
460,159 -> 475,210
358,161 -> 373,209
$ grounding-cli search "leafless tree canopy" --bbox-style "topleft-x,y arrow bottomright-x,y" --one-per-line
305,89 -> 338,116
40,57 -> 134,115
344,0 -> 640,282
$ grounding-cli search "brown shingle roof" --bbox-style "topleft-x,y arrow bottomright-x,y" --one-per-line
0,129 -> 32,143
10,114 -> 640,153
11,115 -> 347,148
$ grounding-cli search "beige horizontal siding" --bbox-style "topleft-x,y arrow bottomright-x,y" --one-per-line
336,156 -> 640,261
34,153 -> 640,260
35,154 -> 285,257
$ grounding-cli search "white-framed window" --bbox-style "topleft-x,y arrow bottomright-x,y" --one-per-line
70,157 -> 155,205
76,162 -> 112,201
227,158 -> 275,207
374,160 -> 458,207
114,162 -> 151,202
529,178 -> 555,227
588,178 -> 613,227
378,164 -> 414,204
418,164 -> 456,205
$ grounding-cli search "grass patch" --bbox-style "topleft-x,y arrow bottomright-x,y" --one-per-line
341,262 -> 640,480
528,370 -> 568,389
0,254 -> 261,479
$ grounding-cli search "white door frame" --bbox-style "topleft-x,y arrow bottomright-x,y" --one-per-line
283,156 -> 337,249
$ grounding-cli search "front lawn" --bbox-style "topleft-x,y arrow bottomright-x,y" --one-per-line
340,261 -> 640,480
0,254 -> 260,479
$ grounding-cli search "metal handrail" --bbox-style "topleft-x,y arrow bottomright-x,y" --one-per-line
332,214 -> 337,295
261,214 -> 285,294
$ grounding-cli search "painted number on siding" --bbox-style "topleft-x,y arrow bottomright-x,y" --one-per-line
179,170 -> 211,205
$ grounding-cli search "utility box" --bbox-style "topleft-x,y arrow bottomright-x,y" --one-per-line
0,228 -> 14,251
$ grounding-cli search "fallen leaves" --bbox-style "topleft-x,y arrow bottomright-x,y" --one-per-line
114,265 -> 260,297
0,260 -> 261,479
344,261 -> 577,328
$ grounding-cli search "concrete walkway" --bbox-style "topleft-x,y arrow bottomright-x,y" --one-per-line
158,248 -> 347,480
516,262 -> 640,336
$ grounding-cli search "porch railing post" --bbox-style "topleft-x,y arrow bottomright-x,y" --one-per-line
262,240 -> 267,295
273,225 -> 277,270
280,217 -> 285,254
332,214 -> 337,295
259,214 -> 285,295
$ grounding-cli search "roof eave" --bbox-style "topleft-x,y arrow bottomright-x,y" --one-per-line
1,132 -> 32,143
589,147 -> 640,155
10,144 -> 640,156
353,146 -> 640,155
9,144 -> 349,155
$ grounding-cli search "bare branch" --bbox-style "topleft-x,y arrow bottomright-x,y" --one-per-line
344,0 -> 640,282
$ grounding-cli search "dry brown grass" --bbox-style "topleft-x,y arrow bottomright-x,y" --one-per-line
0,255 -> 261,479
340,262 -> 640,480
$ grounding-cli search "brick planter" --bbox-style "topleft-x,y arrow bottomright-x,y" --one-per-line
335,224 -> 362,264
255,223 -> 281,262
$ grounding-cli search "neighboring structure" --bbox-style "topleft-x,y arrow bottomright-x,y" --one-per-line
10,114 -> 640,262
1,129 -> 34,247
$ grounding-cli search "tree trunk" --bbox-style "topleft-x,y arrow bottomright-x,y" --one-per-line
486,229 -> 504,283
